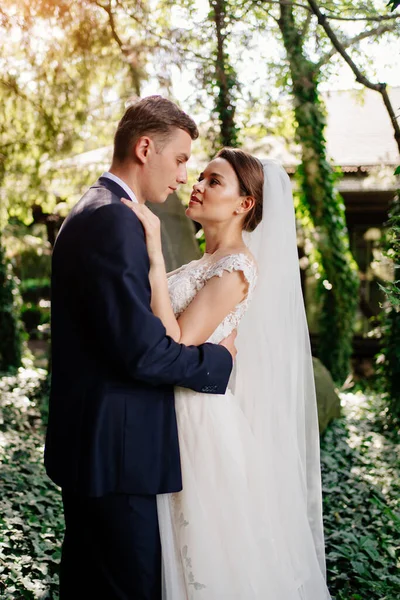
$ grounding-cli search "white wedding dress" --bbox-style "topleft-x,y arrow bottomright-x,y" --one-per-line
156,160 -> 332,599
156,250 -> 331,599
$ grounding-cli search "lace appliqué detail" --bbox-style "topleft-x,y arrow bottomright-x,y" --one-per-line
167,253 -> 257,345
171,497 -> 207,596
182,545 -> 207,593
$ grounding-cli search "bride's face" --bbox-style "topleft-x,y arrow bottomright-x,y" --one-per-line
186,158 -> 244,227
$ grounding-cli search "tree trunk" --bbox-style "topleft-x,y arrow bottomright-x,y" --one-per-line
279,1 -> 359,383
210,0 -> 238,147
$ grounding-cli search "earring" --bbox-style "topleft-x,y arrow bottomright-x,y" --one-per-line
234,210 -> 239,215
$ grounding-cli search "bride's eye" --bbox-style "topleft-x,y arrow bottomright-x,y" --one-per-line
210,178 -> 219,186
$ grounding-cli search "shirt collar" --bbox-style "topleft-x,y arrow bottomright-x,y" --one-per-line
101,172 -> 138,203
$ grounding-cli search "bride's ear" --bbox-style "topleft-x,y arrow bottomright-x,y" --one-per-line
240,196 -> 255,215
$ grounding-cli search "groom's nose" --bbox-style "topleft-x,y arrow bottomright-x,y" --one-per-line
177,164 -> 188,184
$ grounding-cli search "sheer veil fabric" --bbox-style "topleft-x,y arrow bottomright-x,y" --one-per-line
157,160 -> 331,599
235,160 -> 329,596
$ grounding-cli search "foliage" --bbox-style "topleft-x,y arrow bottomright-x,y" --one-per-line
19,278 -> 51,341
380,168 -> 400,310
321,392 -> 400,599
3,224 -> 51,344
0,367 -> 63,600
1,372 -> 400,598
20,302 -> 50,341
0,241 -> 24,371
378,168 -> 400,420
0,0 -> 133,224
379,308 -> 400,421
1,0 -> 399,381
19,279 -> 51,303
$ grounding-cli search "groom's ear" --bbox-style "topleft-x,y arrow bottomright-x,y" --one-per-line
134,136 -> 152,164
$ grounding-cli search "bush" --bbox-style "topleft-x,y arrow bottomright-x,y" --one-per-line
21,303 -> 50,340
20,278 -> 51,304
321,392 -> 400,599
1,374 -> 399,599
0,242 -> 25,371
0,367 -> 63,599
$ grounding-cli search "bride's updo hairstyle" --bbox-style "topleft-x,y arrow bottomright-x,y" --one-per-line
216,148 -> 264,232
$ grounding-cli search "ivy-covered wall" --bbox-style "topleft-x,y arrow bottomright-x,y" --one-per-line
279,3 -> 359,384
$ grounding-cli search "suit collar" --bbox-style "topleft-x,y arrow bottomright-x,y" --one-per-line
100,172 -> 138,203
97,176 -> 136,203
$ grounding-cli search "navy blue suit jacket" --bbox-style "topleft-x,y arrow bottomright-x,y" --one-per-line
44,177 -> 232,496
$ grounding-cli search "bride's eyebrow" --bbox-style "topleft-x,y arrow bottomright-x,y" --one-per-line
209,172 -> 225,179
198,171 -> 225,180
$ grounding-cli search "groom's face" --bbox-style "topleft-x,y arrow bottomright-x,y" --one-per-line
144,128 -> 192,204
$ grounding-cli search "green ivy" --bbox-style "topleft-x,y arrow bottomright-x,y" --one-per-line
377,168 -> 400,420
0,367 -> 63,599
1,373 -> 400,598
321,392 -> 400,599
209,0 -> 239,149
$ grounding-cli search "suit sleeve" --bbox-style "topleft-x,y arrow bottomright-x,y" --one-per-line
83,203 -> 232,393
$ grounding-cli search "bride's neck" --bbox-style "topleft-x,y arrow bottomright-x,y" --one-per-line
203,223 -> 245,255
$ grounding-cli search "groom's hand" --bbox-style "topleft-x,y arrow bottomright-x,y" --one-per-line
219,330 -> 237,361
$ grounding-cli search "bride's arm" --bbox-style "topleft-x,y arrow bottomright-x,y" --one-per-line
122,199 -> 247,345
175,270 -> 247,345
149,259 -> 247,345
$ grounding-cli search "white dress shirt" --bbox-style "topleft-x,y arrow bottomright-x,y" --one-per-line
101,171 -> 138,204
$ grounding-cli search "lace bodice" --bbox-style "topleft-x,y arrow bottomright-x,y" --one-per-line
167,252 -> 257,344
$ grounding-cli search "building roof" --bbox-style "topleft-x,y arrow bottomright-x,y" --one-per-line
323,87 -> 400,168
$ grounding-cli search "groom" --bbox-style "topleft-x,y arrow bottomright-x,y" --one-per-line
44,96 -> 235,599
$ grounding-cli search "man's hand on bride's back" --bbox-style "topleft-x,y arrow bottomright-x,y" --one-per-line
121,199 -> 163,265
219,330 -> 237,361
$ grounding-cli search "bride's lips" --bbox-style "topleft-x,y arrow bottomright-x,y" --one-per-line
189,194 -> 202,206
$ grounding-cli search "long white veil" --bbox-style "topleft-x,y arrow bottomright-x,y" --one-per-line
233,160 -> 330,596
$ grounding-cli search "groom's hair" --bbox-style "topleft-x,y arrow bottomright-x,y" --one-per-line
113,95 -> 199,162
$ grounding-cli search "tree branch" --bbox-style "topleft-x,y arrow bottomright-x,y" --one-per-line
316,22 -> 398,68
300,10 -> 312,37
322,13 -> 399,22
258,0 -> 400,21
93,0 -> 125,49
307,0 -> 400,153
0,78 -> 52,122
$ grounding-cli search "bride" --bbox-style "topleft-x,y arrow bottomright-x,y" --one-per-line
123,148 -> 331,599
